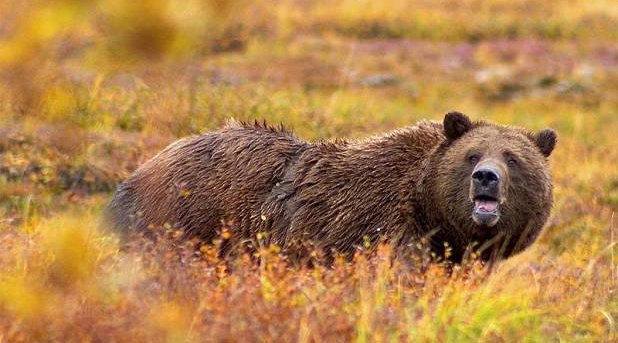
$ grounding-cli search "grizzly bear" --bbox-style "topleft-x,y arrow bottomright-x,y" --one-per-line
107,112 -> 557,262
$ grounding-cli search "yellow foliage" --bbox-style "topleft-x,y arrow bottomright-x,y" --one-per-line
0,275 -> 50,320
40,215 -> 102,286
147,301 -> 192,343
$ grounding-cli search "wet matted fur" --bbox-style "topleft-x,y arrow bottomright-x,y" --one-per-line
107,113 -> 556,262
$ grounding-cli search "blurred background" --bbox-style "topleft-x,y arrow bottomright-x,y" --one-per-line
1,0 -> 617,244
2,0 -> 616,216
0,1 -> 616,341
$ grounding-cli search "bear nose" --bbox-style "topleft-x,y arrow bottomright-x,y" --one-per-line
472,168 -> 500,187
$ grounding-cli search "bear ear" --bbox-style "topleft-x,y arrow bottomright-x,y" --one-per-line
443,112 -> 473,141
534,129 -> 557,157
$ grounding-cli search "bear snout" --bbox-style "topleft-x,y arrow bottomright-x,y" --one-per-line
470,161 -> 506,227
472,167 -> 501,198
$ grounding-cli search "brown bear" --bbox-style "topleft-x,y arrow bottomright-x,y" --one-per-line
107,112 -> 557,262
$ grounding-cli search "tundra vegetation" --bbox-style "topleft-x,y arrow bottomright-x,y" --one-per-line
0,0 -> 616,342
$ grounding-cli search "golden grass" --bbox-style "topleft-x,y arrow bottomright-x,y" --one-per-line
0,208 -> 614,341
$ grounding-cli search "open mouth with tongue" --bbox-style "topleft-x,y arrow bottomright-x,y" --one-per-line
472,195 -> 500,227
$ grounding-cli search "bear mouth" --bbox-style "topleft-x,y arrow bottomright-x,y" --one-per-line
472,195 -> 500,227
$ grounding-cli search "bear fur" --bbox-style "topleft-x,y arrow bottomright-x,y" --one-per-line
107,112 -> 557,262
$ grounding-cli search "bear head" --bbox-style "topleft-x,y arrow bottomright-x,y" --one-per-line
420,112 -> 557,261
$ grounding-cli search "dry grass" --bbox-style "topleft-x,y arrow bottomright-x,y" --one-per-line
0,211 -> 614,342
0,1 -> 617,342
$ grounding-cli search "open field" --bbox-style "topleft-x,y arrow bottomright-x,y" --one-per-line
0,1 -> 617,342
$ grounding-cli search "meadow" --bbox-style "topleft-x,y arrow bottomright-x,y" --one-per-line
0,0 -> 616,341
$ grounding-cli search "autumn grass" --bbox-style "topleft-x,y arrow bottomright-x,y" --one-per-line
0,203 -> 614,341
1,0 -> 617,342
276,0 -> 618,41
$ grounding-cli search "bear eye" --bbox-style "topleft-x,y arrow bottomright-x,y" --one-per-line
468,154 -> 480,164
507,157 -> 518,167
